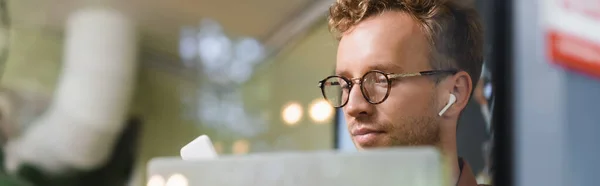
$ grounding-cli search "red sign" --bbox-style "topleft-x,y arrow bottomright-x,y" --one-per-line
546,0 -> 600,77
548,31 -> 600,77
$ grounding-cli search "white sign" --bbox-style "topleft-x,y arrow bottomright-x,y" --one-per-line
543,0 -> 600,77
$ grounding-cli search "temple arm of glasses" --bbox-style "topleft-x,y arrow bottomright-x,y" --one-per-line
388,72 -> 422,79
388,70 -> 458,79
420,70 -> 458,75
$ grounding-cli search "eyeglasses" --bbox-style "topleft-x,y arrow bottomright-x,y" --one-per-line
318,70 -> 458,108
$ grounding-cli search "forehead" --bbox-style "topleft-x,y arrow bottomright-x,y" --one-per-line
335,11 -> 431,76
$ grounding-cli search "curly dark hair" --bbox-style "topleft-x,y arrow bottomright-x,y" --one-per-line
328,0 -> 484,91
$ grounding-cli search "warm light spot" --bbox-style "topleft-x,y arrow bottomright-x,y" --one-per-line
147,175 -> 165,186
232,139 -> 250,154
309,99 -> 334,123
282,102 -> 303,125
166,173 -> 188,186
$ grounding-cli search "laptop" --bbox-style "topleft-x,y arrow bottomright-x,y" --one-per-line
147,147 -> 448,186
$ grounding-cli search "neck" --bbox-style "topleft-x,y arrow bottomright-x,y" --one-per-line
439,121 -> 459,184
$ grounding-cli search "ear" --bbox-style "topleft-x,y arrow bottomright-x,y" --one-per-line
443,71 -> 472,117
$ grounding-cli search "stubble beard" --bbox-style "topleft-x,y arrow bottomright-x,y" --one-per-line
388,115 -> 441,146
387,92 -> 442,147
351,92 -> 443,149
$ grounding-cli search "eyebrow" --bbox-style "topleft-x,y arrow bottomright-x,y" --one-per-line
368,62 -> 404,73
335,61 -> 404,77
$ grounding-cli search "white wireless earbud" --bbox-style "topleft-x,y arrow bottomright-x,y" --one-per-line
438,93 -> 457,116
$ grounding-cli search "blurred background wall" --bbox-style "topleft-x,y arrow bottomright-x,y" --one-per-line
129,20 -> 338,185
2,1 -> 339,185
1,0 -> 495,185
2,26 -> 62,94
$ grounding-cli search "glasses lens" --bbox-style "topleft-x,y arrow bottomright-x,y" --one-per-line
362,71 -> 389,103
322,77 -> 348,107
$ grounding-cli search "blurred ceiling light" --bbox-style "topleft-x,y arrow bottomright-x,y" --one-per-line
198,33 -> 232,72
232,139 -> 250,154
147,175 -> 165,186
282,102 -> 303,125
166,174 -> 188,186
197,18 -> 231,75
227,59 -> 253,84
179,18 -> 270,137
309,99 -> 334,123
179,27 -> 198,66
179,18 -> 266,86
235,37 -> 265,64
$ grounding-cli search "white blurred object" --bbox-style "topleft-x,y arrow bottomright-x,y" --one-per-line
3,7 -> 137,174
180,135 -> 218,160
148,147 -> 447,186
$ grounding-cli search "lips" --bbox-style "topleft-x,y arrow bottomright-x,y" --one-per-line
351,128 -> 382,136
351,127 -> 384,145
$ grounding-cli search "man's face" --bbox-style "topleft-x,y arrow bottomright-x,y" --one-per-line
336,11 -> 442,149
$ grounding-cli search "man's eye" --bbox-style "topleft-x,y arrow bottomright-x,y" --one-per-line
328,82 -> 340,86
375,78 -> 387,83
372,78 -> 388,86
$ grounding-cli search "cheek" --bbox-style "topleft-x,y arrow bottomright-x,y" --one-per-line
380,83 -> 436,116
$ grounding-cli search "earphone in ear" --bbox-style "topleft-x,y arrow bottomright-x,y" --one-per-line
438,93 -> 457,116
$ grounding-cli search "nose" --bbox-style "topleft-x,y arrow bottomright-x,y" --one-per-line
343,84 -> 374,118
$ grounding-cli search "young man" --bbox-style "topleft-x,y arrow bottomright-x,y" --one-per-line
320,0 -> 486,185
